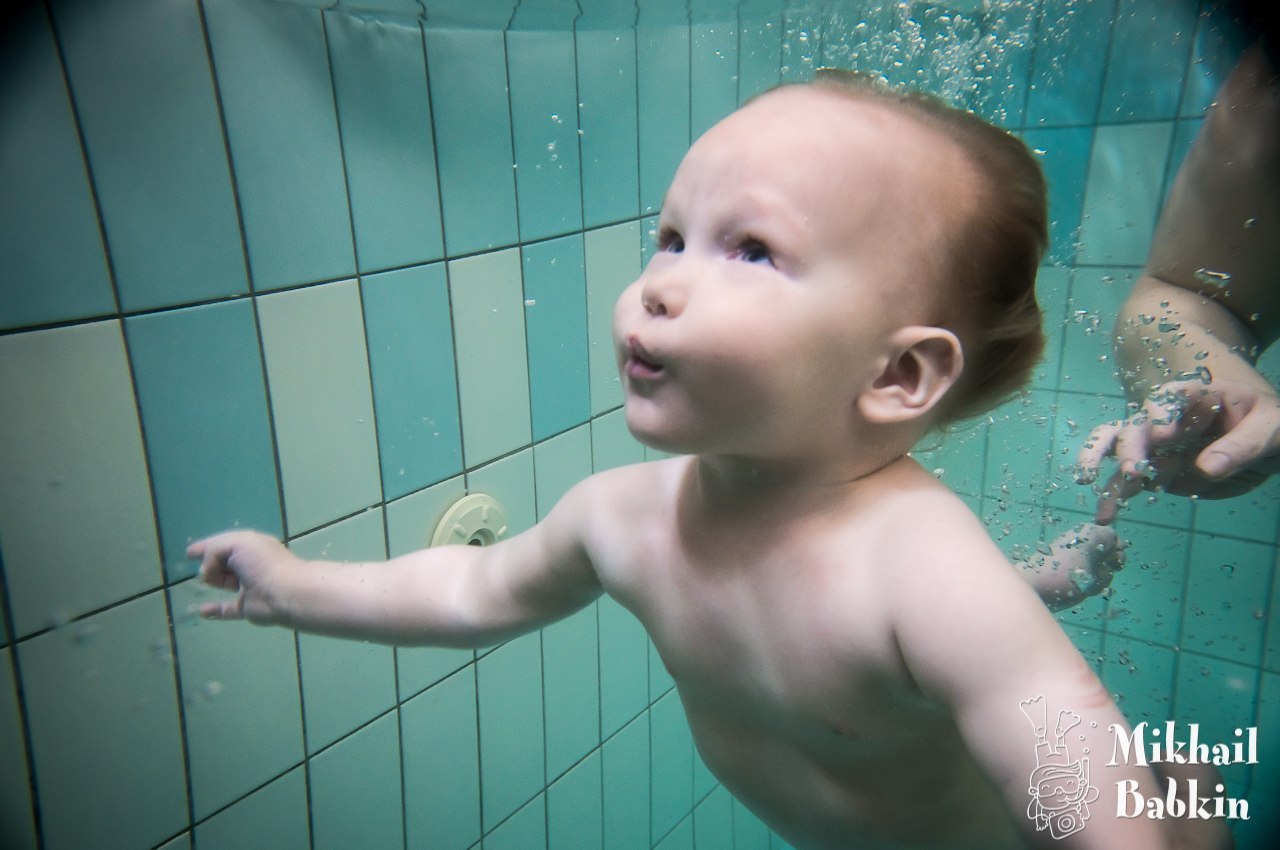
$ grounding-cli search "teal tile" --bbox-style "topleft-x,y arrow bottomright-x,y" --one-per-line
127,301 -> 281,581
913,418 -> 987,497
732,797 -> 771,850
1025,0 -> 1114,127
651,690 -> 693,840
585,222 -> 641,414
532,424 -> 593,520
0,650 -> 36,850
523,236 -> 591,441
1033,265 -> 1070,392
421,0 -> 514,28
693,786 -> 734,850
450,250 -> 533,467
1182,535 -> 1273,666
543,604 -> 601,780
1100,632 -> 1177,727
309,713 -> 404,850
592,409 -> 646,472
1179,5 -> 1253,118
1098,0 -> 1197,122
983,389 -> 1056,508
0,322 -> 161,637
691,20 -> 740,140
194,768 -> 309,850
362,264 -> 463,499
1195,473 -> 1280,546
402,667 -> 482,850
1173,653 -> 1258,790
202,0 -> 354,289
0,4 -> 114,330
326,9 -> 444,272
483,794 -> 546,850
424,28 -> 518,254
51,0 -> 247,311
637,24 -> 690,216
576,27 -> 640,227
291,509 -> 397,752
386,477 -> 474,699
510,0 -> 579,29
1104,520 -> 1191,647
477,633 -> 545,832
1021,127 -> 1093,265
599,596 -> 649,738
603,712 -> 651,850
1161,118 -> 1201,208
1057,267 -> 1137,397
256,280 -> 381,535
737,12 -> 783,102
1077,122 -> 1175,266
548,752 -> 603,848
508,29 -> 584,241
169,578 -> 303,820
18,593 -> 187,850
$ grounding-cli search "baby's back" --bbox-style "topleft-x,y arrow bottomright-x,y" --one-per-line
578,456 -> 1031,849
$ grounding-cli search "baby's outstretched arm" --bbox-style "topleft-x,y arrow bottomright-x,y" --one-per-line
189,481 -> 604,648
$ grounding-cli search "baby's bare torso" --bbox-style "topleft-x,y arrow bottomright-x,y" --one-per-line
584,457 -> 1026,850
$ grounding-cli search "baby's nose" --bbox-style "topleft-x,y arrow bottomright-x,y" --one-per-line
639,268 -> 687,318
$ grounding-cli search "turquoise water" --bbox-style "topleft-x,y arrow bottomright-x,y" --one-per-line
0,0 -> 1275,848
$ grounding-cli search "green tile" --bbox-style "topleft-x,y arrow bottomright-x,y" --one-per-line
737,11 -> 783,102
482,794 -> 546,850
603,712 -> 651,850
467,449 -> 536,539
1021,127 -> 1094,267
309,713 -> 404,850
592,409 -> 646,472
202,0 -> 354,289
532,425 -> 593,520
547,752 -> 603,848
732,796 -> 771,850
362,264 -> 463,499
1098,0 -> 1196,122
508,29 -> 583,242
651,690 -> 693,840
18,593 -> 187,850
1100,632 -> 1177,728
543,604 -> 601,780
0,4 -> 114,330
0,322 -> 160,637
655,817 -> 694,850
984,389 -> 1056,508
637,24 -> 691,216
914,418 -> 987,498
291,509 -> 396,752
450,250 -> 533,467
402,667 -> 482,850
1173,653 -> 1258,791
194,767 -> 309,850
0,649 -> 35,850
126,301 -> 281,580
576,28 -> 639,227
51,0 -> 247,311
1104,520 -> 1191,647
585,223 -> 641,414
599,596 -> 649,738
326,9 -> 444,272
693,786 -> 734,850
1077,122 -> 1174,267
169,578 -> 304,820
477,633 -> 545,833
1182,535 -> 1274,666
257,280 -> 381,535
1025,0 -> 1113,127
424,28 -> 518,255
1057,267 -> 1139,398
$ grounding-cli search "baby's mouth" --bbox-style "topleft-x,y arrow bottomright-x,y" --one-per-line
625,337 -> 665,380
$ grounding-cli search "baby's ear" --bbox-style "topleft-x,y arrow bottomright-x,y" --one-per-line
857,326 -> 964,424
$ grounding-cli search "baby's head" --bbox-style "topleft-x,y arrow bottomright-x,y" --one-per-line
614,72 -> 1047,459
802,70 -> 1049,426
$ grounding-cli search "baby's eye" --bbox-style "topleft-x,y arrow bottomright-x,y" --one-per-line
657,228 -> 684,254
736,239 -> 774,266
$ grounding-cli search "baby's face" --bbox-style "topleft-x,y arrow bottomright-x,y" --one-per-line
613,86 -> 975,459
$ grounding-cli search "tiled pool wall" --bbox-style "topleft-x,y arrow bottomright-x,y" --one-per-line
0,0 -> 1277,848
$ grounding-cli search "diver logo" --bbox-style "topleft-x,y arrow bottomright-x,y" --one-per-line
1020,696 -> 1100,839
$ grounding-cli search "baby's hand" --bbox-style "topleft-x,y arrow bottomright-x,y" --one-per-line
1020,524 -> 1124,611
187,531 -> 299,625
1077,378 -> 1280,524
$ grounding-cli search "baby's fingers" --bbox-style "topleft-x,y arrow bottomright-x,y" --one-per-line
1076,421 -> 1122,484
199,595 -> 246,620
